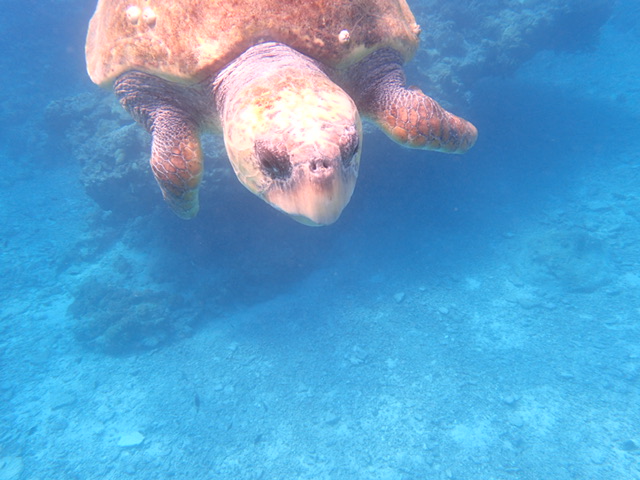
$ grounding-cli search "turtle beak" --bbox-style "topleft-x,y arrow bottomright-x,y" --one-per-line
263,155 -> 358,226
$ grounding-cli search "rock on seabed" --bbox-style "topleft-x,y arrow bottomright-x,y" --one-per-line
117,431 -> 145,447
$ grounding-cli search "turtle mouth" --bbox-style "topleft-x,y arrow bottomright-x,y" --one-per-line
263,157 -> 357,226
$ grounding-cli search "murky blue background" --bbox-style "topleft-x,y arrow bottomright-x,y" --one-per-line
1,0 -> 639,478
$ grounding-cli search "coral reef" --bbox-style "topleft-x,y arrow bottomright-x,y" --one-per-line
45,93 -> 155,217
68,277 -> 195,353
411,0 -> 615,105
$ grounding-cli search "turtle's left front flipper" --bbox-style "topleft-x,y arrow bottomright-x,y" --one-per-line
347,49 -> 477,154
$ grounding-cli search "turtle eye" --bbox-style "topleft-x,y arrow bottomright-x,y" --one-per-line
255,141 -> 292,180
339,127 -> 359,166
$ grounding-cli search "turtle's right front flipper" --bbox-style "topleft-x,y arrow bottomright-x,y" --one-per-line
115,71 -> 204,219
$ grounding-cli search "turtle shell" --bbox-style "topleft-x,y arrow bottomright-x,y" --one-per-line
86,0 -> 420,86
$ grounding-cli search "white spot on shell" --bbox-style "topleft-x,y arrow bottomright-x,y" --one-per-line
411,23 -> 421,36
142,6 -> 157,27
126,5 -> 141,25
338,30 -> 350,44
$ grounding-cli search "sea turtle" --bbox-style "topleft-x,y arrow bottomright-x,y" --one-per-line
85,0 -> 477,225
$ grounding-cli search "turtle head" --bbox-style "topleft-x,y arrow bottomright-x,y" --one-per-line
214,43 -> 361,226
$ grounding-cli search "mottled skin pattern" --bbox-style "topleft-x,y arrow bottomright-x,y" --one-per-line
86,0 -> 478,225
347,48 -> 477,153
149,117 -> 202,218
213,45 -> 362,225
115,72 -> 207,218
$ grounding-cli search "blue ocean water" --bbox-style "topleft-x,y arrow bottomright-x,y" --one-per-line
1,0 -> 640,478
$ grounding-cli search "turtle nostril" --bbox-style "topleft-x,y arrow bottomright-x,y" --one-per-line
309,159 -> 332,173
255,141 -> 292,180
